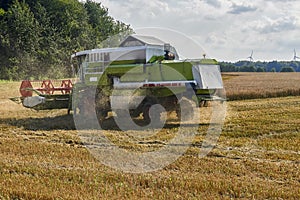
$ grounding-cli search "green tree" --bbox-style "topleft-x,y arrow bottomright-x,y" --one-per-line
85,0 -> 132,47
270,67 -> 276,72
256,67 -> 265,72
0,0 -> 132,80
0,0 -> 40,80
0,0 -> 13,11
239,65 -> 256,72
219,62 -> 237,72
31,2 -> 67,79
280,66 -> 295,72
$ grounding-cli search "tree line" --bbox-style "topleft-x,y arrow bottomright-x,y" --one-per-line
220,60 -> 300,72
0,0 -> 132,80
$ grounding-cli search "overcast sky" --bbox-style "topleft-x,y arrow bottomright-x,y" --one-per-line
97,0 -> 300,62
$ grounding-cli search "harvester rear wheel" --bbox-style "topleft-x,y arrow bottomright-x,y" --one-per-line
96,109 -> 107,122
142,103 -> 152,123
142,103 -> 164,125
115,109 -> 129,119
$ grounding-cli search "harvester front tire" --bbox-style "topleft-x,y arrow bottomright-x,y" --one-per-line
176,98 -> 195,121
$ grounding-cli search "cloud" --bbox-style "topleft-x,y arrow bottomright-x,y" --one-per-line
264,0 -> 298,2
202,0 -> 222,8
251,16 -> 298,34
228,3 -> 257,14
205,33 -> 227,45
100,0 -> 171,20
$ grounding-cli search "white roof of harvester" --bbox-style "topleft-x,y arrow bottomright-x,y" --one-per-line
119,35 -> 166,47
71,46 -> 146,58
71,34 -> 172,59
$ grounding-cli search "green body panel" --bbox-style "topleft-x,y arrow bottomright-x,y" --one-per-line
106,64 -> 145,82
85,61 -> 196,84
81,59 -> 219,98
105,61 -> 194,82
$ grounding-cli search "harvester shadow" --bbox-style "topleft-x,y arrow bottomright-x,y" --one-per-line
98,116 -> 209,131
1,114 -> 76,131
1,115 -> 209,131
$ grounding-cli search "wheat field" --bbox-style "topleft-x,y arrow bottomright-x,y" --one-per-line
223,72 -> 300,100
0,74 -> 299,199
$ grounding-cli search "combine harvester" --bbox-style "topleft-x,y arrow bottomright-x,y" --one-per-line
12,35 -> 224,122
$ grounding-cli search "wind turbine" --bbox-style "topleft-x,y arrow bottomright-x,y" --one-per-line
247,50 -> 254,61
293,49 -> 300,61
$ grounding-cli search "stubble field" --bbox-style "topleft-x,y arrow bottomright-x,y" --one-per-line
0,73 -> 299,199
